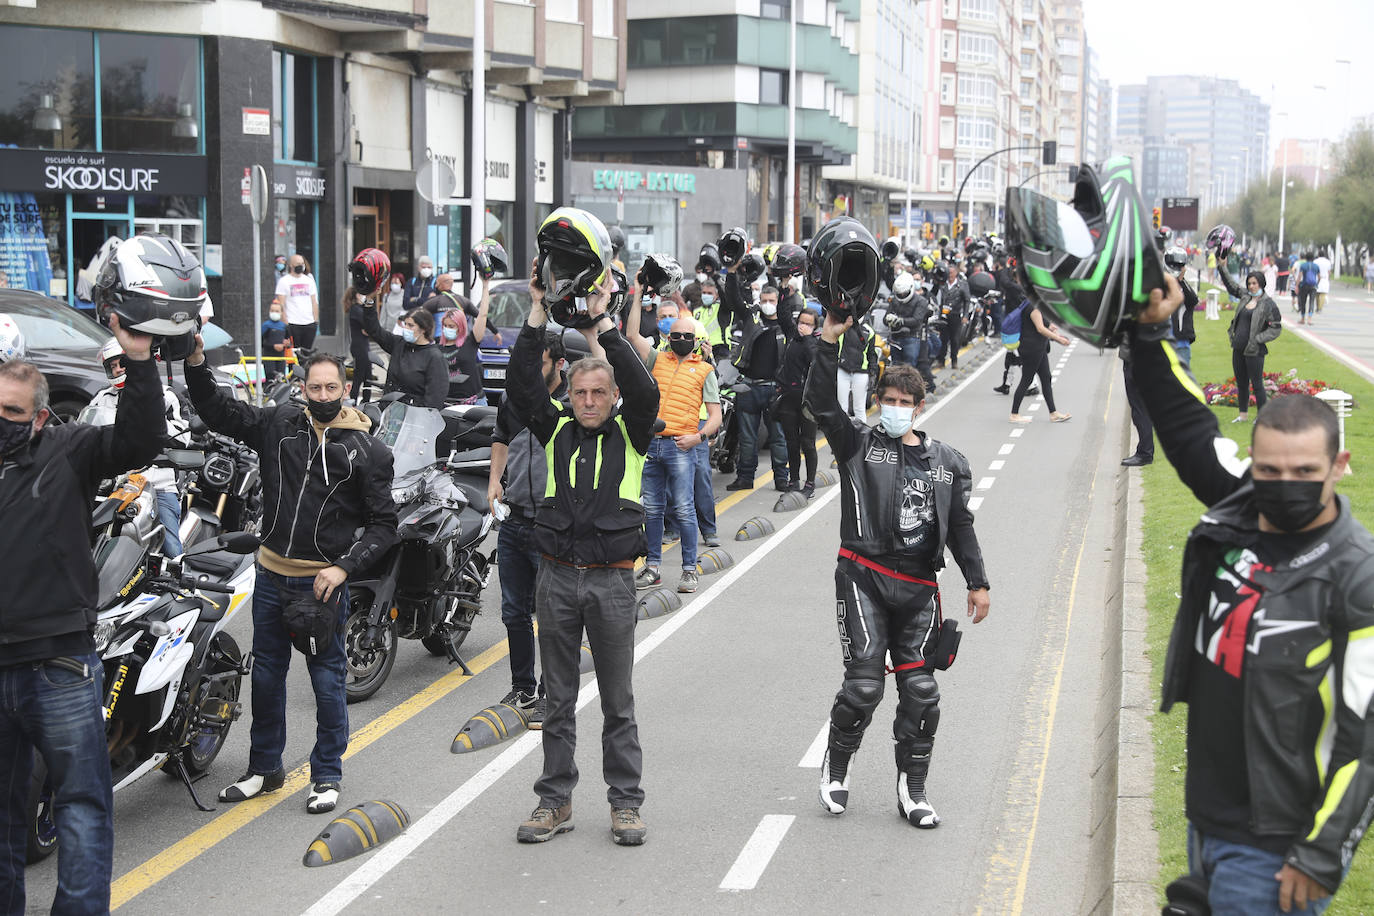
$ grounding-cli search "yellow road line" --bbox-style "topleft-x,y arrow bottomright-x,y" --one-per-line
111,638 -> 512,910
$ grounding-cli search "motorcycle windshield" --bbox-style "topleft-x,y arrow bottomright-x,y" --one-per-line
376,402 -> 445,480
95,533 -> 147,609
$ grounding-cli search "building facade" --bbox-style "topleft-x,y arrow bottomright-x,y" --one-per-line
0,0 -> 624,348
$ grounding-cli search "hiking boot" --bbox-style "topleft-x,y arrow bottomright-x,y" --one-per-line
635,567 -> 661,590
219,767 -> 286,803
702,532 -> 721,548
896,771 -> 940,828
773,474 -> 791,492
725,477 -> 754,491
307,782 -> 339,815
611,807 -> 647,846
517,804 -> 573,843
819,747 -> 852,814
678,570 -> 699,594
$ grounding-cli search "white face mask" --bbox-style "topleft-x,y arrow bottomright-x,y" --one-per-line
419,267 -> 433,278
695,272 -> 708,284
759,300 -> 778,317
269,311 -> 281,321
390,282 -> 402,292
878,404 -> 917,438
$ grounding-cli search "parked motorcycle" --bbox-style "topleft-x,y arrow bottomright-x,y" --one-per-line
186,419 -> 264,538
343,400 -> 498,703
26,532 -> 259,863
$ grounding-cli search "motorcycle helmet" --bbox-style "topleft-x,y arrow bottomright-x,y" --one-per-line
768,243 -> 807,280
891,272 -> 917,303
1005,156 -> 1166,349
967,271 -> 997,298
806,216 -> 881,321
927,261 -> 949,285
696,243 -> 722,275
880,237 -> 902,261
93,233 -> 205,337
903,247 -> 920,266
718,227 -> 748,268
99,337 -> 126,389
607,224 -> 627,259
606,266 -> 630,317
639,253 -> 684,297
536,207 -> 613,327
1155,225 -> 1172,250
0,315 -> 24,363
349,247 -> 392,297
920,253 -> 937,272
1164,246 -> 1189,272
761,242 -> 780,268
938,235 -> 950,249
470,237 -> 509,279
737,251 -> 766,285
1205,224 -> 1236,261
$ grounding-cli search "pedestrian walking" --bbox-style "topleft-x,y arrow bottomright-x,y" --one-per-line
1220,269 -> 1283,423
1295,252 -> 1320,324
1009,300 -> 1071,424
1314,250 -> 1332,313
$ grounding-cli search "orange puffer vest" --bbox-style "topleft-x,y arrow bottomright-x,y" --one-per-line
650,352 -> 710,437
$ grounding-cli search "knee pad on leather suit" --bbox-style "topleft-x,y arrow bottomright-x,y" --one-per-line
830,661 -> 885,752
894,671 -> 940,771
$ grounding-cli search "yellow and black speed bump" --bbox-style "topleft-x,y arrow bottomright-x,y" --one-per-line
579,641 -> 595,674
451,700 -> 531,753
636,586 -> 682,620
735,516 -> 775,541
773,490 -> 809,513
814,470 -> 837,487
303,800 -> 410,867
696,547 -> 735,576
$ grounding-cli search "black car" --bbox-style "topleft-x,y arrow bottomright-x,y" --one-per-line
1,289 -> 112,422
479,280 -> 593,404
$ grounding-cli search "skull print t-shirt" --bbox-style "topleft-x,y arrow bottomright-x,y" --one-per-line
874,444 -> 941,576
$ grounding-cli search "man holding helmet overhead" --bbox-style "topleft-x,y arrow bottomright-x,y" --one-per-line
804,216 -> 991,831
509,207 -> 660,848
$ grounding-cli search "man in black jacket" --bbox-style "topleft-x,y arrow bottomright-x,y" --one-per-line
507,266 -> 659,847
932,267 -> 969,370
403,255 -> 438,312
0,316 -> 161,915
806,311 -> 990,830
726,282 -> 789,491
184,341 -> 397,816
1136,276 -> 1374,915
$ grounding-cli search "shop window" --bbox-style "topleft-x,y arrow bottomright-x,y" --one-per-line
0,26 -> 96,151
99,32 -> 201,155
273,51 -> 317,164
0,192 -> 65,296
274,198 -> 317,280
134,195 -> 204,262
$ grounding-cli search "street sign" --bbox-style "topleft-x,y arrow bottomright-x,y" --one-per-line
1161,197 -> 1199,231
416,158 -> 459,204
248,164 -> 269,225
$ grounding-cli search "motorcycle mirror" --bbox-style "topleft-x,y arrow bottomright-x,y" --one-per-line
164,449 -> 206,471
217,532 -> 262,554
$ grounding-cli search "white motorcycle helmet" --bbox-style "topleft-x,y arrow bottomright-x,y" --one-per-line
100,337 -> 127,389
891,272 -> 917,303
0,315 -> 25,362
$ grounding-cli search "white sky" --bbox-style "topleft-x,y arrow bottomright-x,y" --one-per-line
1081,0 -> 1372,155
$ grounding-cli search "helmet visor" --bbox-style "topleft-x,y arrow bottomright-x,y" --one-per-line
1009,189 -> 1096,261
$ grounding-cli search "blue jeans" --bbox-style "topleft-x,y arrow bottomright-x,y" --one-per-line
664,433 -> 717,541
1188,824 -> 1332,916
497,515 -> 543,696
155,490 -> 184,557
0,652 -> 113,915
888,335 -> 918,367
734,381 -> 788,483
642,436 -> 698,571
1173,340 -> 1192,366
248,568 -> 349,784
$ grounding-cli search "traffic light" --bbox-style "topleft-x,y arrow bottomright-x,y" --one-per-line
1042,140 -> 1057,166
922,221 -> 933,240
1152,207 -> 1162,231
952,214 -> 963,241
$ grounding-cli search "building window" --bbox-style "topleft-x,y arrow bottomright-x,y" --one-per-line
546,0 -> 579,21
958,32 -> 995,64
939,160 -> 954,191
98,32 -> 201,155
760,0 -> 791,19
1020,51 -> 1033,69
629,18 -> 739,67
942,0 -> 956,18
961,0 -> 996,22
956,157 -> 994,191
760,69 -> 787,106
272,51 -> 316,164
0,26 -> 96,150
957,73 -> 996,107
939,116 -> 955,149
957,116 -> 996,149
940,74 -> 955,105
941,30 -> 956,62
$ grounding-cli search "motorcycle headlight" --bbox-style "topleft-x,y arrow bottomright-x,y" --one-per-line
391,480 -> 422,504
202,453 -> 235,488
93,620 -> 117,653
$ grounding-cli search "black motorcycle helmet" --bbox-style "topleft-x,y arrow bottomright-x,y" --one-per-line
697,243 -> 722,275
607,224 -> 627,259
536,207 -> 613,328
1155,225 -> 1172,251
938,235 -> 950,249
718,227 -> 748,268
880,237 -> 902,261
768,243 -> 807,280
806,216 -> 881,321
967,271 -> 997,298
1005,157 -> 1166,349
927,261 -> 949,285
737,251 -> 766,285
639,253 -> 684,297
903,246 -> 920,266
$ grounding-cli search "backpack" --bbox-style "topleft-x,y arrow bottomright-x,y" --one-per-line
1301,261 -> 1321,286
1000,299 -> 1031,350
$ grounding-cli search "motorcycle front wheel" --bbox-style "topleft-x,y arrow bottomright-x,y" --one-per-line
344,590 -> 397,704
185,632 -> 244,775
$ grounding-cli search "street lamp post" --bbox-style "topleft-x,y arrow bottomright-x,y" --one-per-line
1278,112 -> 1290,255
784,0 -> 796,242
1334,59 -> 1351,277
1313,84 -> 1327,190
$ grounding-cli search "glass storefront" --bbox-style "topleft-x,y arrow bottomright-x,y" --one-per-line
572,194 -> 678,281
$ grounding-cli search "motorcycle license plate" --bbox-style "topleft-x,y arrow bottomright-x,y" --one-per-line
483,368 -> 506,380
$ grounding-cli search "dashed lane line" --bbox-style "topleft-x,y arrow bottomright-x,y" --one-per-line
1009,428 -> 1025,438
998,443 -> 1015,455
976,477 -> 996,490
989,460 -> 1005,471
968,496 -> 985,511
719,815 -> 797,891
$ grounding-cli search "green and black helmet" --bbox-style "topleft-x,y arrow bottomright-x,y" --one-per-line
1005,156 -> 1166,349
806,216 -> 881,321
536,207 -> 613,328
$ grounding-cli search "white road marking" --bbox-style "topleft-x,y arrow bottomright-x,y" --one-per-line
968,495 -> 984,511
976,477 -> 995,490
1010,428 -> 1025,438
1028,401 -> 1042,411
989,460 -> 1005,470
999,443 -> 1015,455
720,815 -> 796,891
799,720 -> 829,768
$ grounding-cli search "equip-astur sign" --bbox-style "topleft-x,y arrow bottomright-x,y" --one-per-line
592,169 -> 697,194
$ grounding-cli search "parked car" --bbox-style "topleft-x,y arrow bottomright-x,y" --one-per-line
478,280 -> 593,404
0,289 -> 112,422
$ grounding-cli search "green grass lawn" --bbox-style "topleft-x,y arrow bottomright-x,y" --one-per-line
1143,307 -> 1374,910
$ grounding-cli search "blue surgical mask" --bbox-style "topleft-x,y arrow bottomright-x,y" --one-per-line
442,327 -> 458,341
401,328 -> 417,343
701,293 -> 716,306
878,404 -> 916,438
657,317 -> 674,335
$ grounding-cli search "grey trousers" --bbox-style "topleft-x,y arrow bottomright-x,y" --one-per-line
533,560 -> 644,808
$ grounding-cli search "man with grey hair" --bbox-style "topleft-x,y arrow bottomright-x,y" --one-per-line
403,255 -> 437,313
507,259 -> 659,847
0,315 -> 163,914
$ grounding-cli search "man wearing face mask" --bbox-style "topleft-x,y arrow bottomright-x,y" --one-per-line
404,255 -> 438,313
726,283 -> 790,491
693,277 -> 728,363
1134,276 -> 1374,916
184,340 -> 398,816
806,314 -> 990,831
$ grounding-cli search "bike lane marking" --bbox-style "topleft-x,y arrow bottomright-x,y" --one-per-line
1286,323 -> 1374,385
719,815 -> 797,891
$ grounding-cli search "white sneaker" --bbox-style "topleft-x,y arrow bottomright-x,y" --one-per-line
896,772 -> 940,828
818,747 -> 852,814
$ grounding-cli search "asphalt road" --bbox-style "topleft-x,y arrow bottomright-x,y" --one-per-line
24,338 -> 1133,916
1284,282 -> 1374,384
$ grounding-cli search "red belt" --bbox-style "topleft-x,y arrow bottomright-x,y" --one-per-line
837,548 -> 937,587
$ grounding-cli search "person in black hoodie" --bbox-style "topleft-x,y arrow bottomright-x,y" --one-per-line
725,280 -> 789,491
360,304 -> 449,408
774,296 -> 819,496
184,341 -> 397,816
0,315 -> 161,915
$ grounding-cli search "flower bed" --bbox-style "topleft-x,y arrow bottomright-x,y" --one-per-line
1202,368 -> 1343,407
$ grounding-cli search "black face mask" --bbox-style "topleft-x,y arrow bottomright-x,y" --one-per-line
1252,478 -> 1328,532
669,338 -> 696,358
0,415 -> 35,458
307,397 -> 343,424
293,265 -> 305,275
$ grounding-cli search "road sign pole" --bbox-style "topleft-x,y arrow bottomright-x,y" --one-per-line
249,164 -> 269,404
